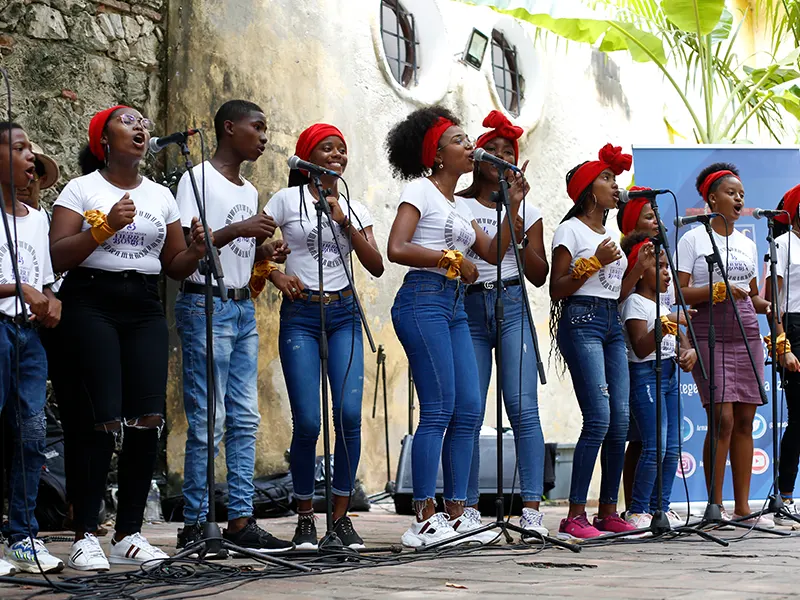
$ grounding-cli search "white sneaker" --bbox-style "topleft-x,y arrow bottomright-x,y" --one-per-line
774,501 -> 800,528
68,533 -> 109,572
0,557 -> 16,576
401,513 -> 459,548
732,512 -> 775,529
4,537 -> 64,573
665,510 -> 685,529
625,512 -> 653,529
449,507 -> 501,545
716,507 -> 735,530
519,507 -> 549,542
109,532 -> 169,566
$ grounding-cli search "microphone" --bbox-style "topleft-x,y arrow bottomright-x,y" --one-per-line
472,148 -> 521,173
287,156 -> 340,178
148,129 -> 199,153
618,188 -> 671,204
752,208 -> 789,220
674,213 -> 720,227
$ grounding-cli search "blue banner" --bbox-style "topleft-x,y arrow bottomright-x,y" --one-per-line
631,146 -> 800,504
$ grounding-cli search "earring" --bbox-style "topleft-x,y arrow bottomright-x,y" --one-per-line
438,163 -> 444,170
587,194 -> 598,215
103,143 -> 110,167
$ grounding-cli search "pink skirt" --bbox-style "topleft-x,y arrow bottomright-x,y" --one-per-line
690,296 -> 764,406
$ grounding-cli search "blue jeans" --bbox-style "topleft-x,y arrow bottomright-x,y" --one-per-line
0,321 -> 47,542
279,291 -> 363,499
391,271 -> 482,502
464,282 -> 544,505
629,360 -> 680,514
557,297 -> 630,505
175,293 -> 261,524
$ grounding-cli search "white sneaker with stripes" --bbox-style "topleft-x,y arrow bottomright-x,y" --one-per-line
109,532 -> 169,566
68,533 -> 109,572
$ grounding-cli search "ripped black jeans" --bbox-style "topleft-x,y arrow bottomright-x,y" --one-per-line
57,268 -> 167,534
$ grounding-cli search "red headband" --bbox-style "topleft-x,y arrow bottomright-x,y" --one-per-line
295,123 -> 346,162
776,183 -> 800,225
625,240 -> 651,277
621,187 -> 652,236
567,143 -> 632,203
699,170 -> 738,202
421,117 -> 455,169
475,110 -> 523,163
88,105 -> 130,161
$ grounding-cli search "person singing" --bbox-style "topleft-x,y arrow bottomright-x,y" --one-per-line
676,162 -> 772,528
549,144 -> 636,540
386,105 -> 526,547
455,111 -> 550,539
49,105 -> 207,570
263,124 -> 384,550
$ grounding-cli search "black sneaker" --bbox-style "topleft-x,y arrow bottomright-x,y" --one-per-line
333,515 -> 365,550
293,514 -> 318,550
177,523 -> 227,560
223,517 -> 294,555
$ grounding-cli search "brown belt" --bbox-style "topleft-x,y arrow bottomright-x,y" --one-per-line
298,289 -> 353,304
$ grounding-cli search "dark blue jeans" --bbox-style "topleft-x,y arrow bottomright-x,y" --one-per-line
279,291 -> 363,499
0,321 -> 47,542
629,360 -> 679,514
391,271 -> 482,502
464,282 -> 544,505
557,297 -> 629,505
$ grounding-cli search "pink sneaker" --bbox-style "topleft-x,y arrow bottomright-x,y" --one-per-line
557,513 -> 603,541
593,512 -> 637,534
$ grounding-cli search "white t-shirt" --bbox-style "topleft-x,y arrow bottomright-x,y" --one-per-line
776,231 -> 800,314
462,197 -> 541,283
621,292 -> 676,362
676,225 -> 758,293
176,162 -> 258,289
551,217 -> 627,299
265,185 -> 374,292
0,207 -> 54,318
54,171 -> 180,275
399,178 -> 477,277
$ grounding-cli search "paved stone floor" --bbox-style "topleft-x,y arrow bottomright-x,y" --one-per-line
1,503 -> 799,599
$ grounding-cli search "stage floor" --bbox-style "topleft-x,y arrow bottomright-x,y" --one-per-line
2,504 -> 798,599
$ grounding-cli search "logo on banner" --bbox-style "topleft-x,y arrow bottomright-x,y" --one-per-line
752,448 -> 770,475
677,452 -> 696,479
752,414 -> 767,440
682,416 -> 694,442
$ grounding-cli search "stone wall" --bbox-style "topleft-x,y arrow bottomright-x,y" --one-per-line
0,0 -> 165,201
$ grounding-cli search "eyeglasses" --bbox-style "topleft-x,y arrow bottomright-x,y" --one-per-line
442,134 -> 473,149
118,113 -> 154,132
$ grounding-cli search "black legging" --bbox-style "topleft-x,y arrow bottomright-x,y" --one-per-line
780,313 -> 800,496
57,267 -> 167,534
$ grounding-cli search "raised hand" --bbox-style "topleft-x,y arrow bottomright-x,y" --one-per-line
107,193 -> 136,231
237,213 -> 277,239
595,238 -> 622,266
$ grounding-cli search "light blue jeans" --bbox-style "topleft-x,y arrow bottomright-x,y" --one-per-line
464,282 -> 544,505
391,271 -> 482,502
557,296 -> 630,506
175,293 -> 261,524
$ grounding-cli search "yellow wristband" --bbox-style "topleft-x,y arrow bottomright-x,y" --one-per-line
84,210 -> 117,245
249,260 -> 280,299
437,250 -> 463,280
571,256 -> 602,280
660,315 -> 678,336
764,332 -> 792,356
712,281 -> 727,305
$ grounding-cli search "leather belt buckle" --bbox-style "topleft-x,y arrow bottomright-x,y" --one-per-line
483,281 -> 494,290
323,293 -> 332,305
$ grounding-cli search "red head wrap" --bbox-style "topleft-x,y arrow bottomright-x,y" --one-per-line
625,239 -> 651,277
88,105 -> 131,161
295,123 -> 346,162
421,117 -> 455,169
698,170 -> 739,202
621,187 -> 652,236
566,144 -> 632,203
475,110 -> 523,163
776,184 -> 800,225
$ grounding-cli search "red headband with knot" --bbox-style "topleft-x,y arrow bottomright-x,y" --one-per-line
421,117 -> 455,169
625,239 -> 651,277
776,183 -> 800,225
698,170 -> 739,202
621,187 -> 652,236
567,143 -> 632,203
475,110 -> 523,162
295,123 -> 346,162
88,105 -> 131,161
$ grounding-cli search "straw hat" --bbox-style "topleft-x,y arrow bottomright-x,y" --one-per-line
30,142 -> 60,189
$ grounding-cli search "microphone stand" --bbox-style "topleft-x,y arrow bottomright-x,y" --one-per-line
418,170 -> 578,554
688,218 -> 787,537
368,345 -> 395,503
168,139 -> 309,570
